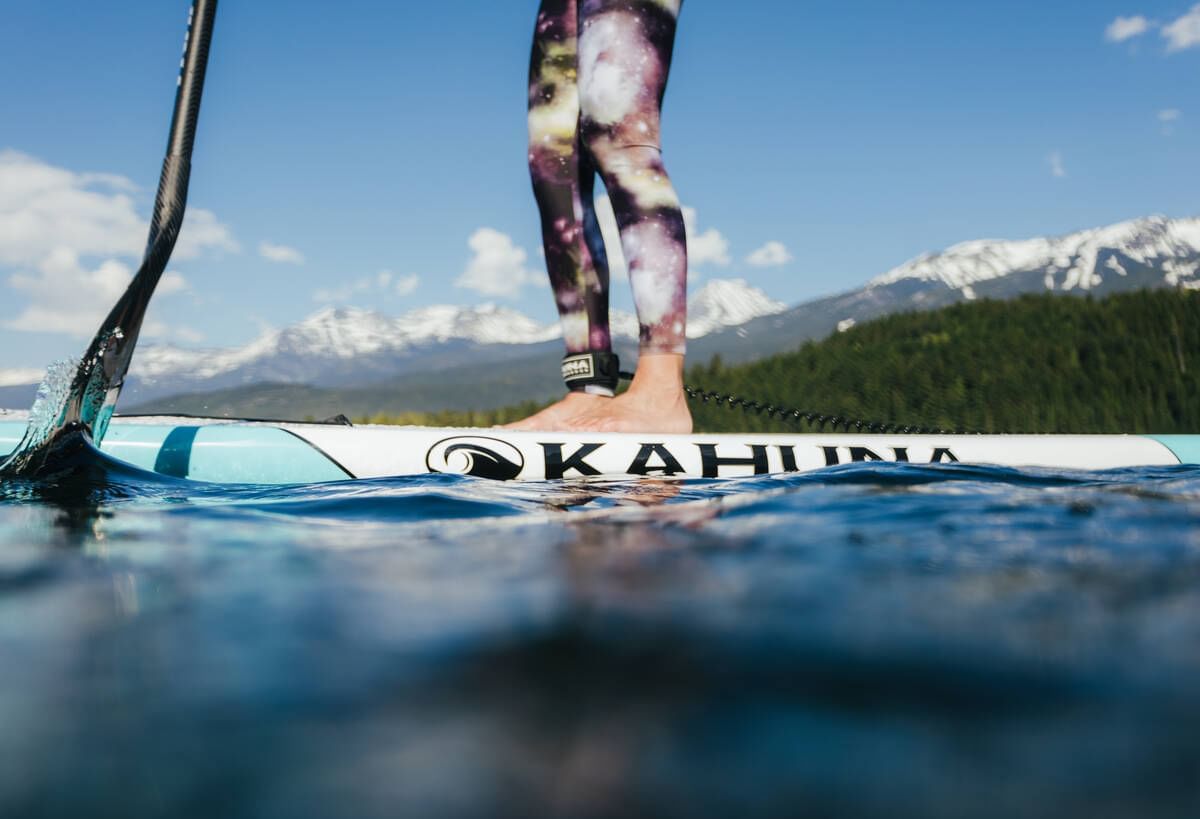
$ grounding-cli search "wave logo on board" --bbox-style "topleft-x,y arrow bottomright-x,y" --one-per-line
426,436 -> 526,481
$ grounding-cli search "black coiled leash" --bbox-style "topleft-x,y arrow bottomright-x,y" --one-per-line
618,370 -> 977,436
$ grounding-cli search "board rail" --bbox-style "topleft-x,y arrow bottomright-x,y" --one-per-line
2,415 -> 1198,484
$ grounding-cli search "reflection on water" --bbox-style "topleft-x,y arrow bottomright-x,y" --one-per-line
1,458 -> 1199,817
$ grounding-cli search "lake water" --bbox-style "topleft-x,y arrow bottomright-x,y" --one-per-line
1,452 -> 1199,818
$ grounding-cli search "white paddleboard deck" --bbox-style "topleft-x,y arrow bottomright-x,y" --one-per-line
3,413 -> 1197,484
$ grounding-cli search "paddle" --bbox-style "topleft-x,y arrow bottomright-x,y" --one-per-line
1,0 -> 218,476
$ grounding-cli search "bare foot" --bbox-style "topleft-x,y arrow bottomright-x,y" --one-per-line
502,391 -> 611,431
562,353 -> 693,434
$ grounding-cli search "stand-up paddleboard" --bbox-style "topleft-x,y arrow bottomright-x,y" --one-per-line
1,413 -> 1197,484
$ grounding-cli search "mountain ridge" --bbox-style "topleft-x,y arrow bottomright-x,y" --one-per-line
124,277 -> 782,390
1,215 -> 1198,414
870,214 -> 1200,294
686,214 -> 1200,367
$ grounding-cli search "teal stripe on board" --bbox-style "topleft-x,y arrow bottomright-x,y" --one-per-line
102,425 -> 351,484
154,426 -> 201,478
1148,436 -> 1200,466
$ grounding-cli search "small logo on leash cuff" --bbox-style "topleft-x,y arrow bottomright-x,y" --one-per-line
561,357 -> 595,380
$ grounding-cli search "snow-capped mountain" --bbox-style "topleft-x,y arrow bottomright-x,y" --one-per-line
40,278 -> 779,403
870,215 -> 1200,297
132,304 -> 563,382
128,280 -> 778,384
689,215 -> 1200,365
687,279 -> 786,337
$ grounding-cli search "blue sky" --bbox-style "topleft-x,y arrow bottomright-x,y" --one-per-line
0,0 -> 1197,373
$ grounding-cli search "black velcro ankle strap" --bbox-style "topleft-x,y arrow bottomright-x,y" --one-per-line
562,352 -> 620,392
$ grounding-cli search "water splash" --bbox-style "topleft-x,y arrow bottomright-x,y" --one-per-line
0,328 -> 124,477
26,359 -> 79,438
0,358 -> 76,475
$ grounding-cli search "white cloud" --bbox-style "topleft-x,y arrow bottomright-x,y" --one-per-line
258,241 -> 305,265
1163,5 -> 1200,52
0,150 -> 235,336
312,286 -> 351,303
157,271 -> 189,296
0,150 -> 144,268
0,368 -> 46,387
1103,8 -> 1200,53
682,206 -> 732,267
1048,151 -> 1067,179
1105,15 -> 1152,42
313,269 -> 421,303
1159,108 -> 1182,135
371,269 -> 420,297
391,272 -> 420,297
173,326 -> 206,344
5,252 -> 133,335
456,228 -> 540,298
312,278 -> 370,303
133,320 -> 204,344
175,209 -> 239,260
746,241 -> 793,268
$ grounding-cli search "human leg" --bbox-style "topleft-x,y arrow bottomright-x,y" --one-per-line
564,0 -> 692,433
507,0 -> 615,430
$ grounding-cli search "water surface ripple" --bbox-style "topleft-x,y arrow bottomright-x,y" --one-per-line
2,460 -> 1199,818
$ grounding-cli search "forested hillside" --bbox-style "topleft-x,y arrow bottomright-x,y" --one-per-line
362,290 -> 1200,434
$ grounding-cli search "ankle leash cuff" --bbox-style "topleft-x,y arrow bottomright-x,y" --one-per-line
562,352 -> 621,393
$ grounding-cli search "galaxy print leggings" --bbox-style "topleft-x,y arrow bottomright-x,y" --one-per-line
528,0 -> 687,361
